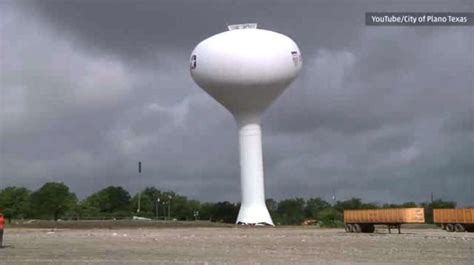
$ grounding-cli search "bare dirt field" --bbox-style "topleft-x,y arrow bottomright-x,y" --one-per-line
1,226 -> 473,264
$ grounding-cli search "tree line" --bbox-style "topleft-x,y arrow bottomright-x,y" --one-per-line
0,182 -> 458,225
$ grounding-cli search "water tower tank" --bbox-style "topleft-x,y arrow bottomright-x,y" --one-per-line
190,23 -> 302,225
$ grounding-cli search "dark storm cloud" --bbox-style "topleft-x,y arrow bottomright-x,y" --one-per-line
1,0 -> 473,206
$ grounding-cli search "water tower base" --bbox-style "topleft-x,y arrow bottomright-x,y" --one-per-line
236,204 -> 274,226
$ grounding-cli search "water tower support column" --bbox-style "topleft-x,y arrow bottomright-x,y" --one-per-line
236,119 -> 274,226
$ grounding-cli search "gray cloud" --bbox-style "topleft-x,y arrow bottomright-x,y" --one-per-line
1,1 -> 473,206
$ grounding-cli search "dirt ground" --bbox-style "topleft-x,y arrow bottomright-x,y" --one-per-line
1,227 -> 473,264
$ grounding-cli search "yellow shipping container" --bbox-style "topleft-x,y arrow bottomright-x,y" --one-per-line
344,208 -> 425,224
343,208 -> 424,234
433,209 -> 474,232
433,209 -> 474,224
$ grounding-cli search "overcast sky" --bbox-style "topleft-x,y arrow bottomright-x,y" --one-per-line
1,0 -> 473,206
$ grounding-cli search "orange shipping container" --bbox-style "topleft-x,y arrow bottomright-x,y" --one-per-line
433,209 -> 474,224
344,208 -> 425,224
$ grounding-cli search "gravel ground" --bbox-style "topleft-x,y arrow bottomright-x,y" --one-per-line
1,227 -> 473,264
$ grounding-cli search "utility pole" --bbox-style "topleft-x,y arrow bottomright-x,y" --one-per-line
137,161 -> 142,213
156,198 -> 160,219
194,211 -> 199,221
332,189 -> 337,206
168,195 -> 172,220
162,201 -> 167,220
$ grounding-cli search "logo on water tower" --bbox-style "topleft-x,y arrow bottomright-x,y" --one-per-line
291,51 -> 301,66
190,54 -> 197,69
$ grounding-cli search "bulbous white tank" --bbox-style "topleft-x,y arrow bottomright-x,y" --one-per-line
191,27 -> 301,121
190,25 -> 302,225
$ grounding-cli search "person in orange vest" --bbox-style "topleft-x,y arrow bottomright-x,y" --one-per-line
0,212 -> 5,248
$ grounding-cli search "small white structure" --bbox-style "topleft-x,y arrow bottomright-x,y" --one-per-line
190,24 -> 302,225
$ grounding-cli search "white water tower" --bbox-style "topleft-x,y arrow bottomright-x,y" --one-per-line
190,23 -> 302,225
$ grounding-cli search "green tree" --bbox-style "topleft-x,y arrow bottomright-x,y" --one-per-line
334,198 -> 362,212
199,202 -> 215,221
131,187 -> 162,217
276,198 -> 306,225
169,195 -> 199,221
318,207 -> 343,227
266,198 -> 278,220
212,201 -> 239,223
401,202 -> 418,208
0,187 -> 32,221
186,199 -> 201,220
133,189 -> 199,220
334,198 -> 378,212
143,187 -> 162,213
266,198 -> 278,212
30,182 -> 77,220
75,202 -> 101,219
305,198 -> 331,219
83,186 -> 131,217
198,201 -> 239,223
